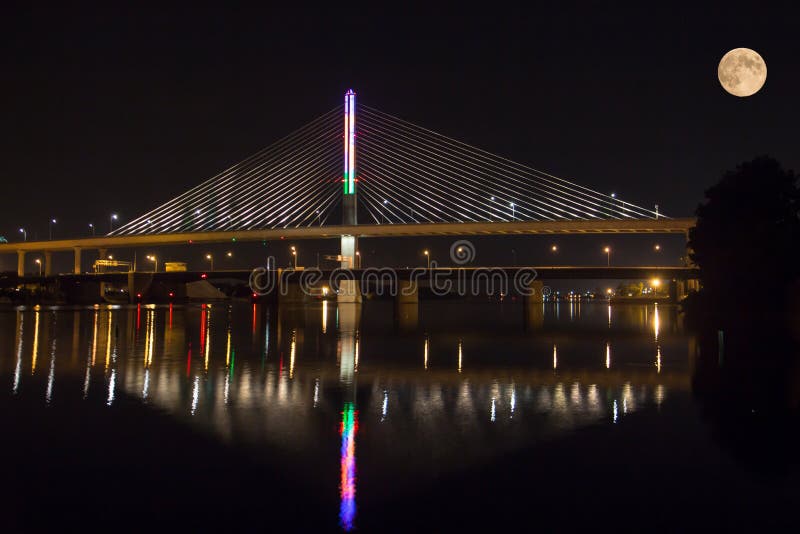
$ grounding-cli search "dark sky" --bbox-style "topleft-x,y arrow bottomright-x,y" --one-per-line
1,4 -> 797,272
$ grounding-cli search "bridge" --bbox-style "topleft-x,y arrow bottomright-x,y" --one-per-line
1,89 -> 697,299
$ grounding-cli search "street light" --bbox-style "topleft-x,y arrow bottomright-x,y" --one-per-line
49,218 -> 56,240
110,213 -> 118,233
205,253 -> 214,271
35,258 -> 42,276
88,223 -> 95,236
423,249 -> 430,269
551,244 -> 558,253
290,246 -> 297,269
510,202 -> 515,220
654,244 -> 661,252
226,251 -> 233,258
19,228 -> 26,242
603,246 -> 611,266
146,255 -> 158,272
355,250 -> 361,268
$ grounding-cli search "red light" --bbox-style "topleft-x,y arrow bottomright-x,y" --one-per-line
252,293 -> 258,298
169,292 -> 174,298
201,273 -> 207,279
188,239 -> 193,244
136,293 -> 142,298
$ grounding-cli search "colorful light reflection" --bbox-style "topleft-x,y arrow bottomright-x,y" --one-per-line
339,402 -> 358,531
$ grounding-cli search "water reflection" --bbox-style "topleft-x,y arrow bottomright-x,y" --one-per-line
0,301 -> 691,531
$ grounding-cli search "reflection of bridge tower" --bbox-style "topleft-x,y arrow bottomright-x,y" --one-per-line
336,302 -> 360,531
339,89 -> 361,303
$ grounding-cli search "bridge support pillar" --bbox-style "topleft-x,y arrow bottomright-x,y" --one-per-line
394,280 -> 419,331
17,250 -> 25,277
523,279 -> 545,331
43,251 -> 53,277
73,247 -> 82,275
127,272 -> 153,303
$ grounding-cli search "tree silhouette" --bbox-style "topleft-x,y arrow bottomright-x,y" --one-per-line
688,156 -> 800,309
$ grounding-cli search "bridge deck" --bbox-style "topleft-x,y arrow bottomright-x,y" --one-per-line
0,219 -> 694,253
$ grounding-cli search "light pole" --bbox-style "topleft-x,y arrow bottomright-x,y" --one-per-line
423,250 -> 430,269
383,199 -> 389,223
206,253 -> 214,272
603,246 -> 611,267
146,255 -> 158,272
510,202 -> 515,220
35,258 -> 42,276
19,228 -> 26,242
290,246 -> 297,269
110,213 -> 118,233
88,223 -> 95,236
49,218 -> 56,240
355,251 -> 361,268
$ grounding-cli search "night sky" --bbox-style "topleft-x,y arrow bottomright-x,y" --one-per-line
1,5 -> 797,273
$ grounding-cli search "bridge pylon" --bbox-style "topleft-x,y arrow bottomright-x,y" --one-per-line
339,88 -> 361,303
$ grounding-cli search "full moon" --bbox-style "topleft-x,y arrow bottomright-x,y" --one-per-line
718,48 -> 767,97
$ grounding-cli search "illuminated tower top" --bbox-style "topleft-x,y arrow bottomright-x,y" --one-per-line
344,89 -> 356,195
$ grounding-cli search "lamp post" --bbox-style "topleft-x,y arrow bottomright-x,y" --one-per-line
604,246 -> 611,266
206,253 -> 214,272
88,223 -> 95,236
355,251 -> 361,269
19,228 -> 26,242
146,255 -> 158,272
110,213 -> 118,233
35,258 -> 42,276
290,246 -> 297,269
49,218 -> 56,240
510,202 -> 515,220
423,250 -> 430,269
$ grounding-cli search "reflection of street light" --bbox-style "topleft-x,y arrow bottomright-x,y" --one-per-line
205,253 -> 214,271
146,255 -> 158,272
423,249 -> 430,269
19,228 -> 26,242
603,246 -> 611,266
35,258 -> 42,276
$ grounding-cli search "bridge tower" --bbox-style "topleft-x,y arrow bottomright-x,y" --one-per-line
339,89 -> 361,302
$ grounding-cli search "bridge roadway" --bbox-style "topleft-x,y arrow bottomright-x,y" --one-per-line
39,265 -> 698,285
3,219 -> 696,254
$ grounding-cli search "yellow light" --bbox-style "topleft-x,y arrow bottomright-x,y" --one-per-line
651,278 -> 661,288
35,259 -> 41,264
226,251 -> 232,257
206,254 -> 212,260
551,245 -> 558,252
603,247 -> 610,253
606,288 -> 613,294
654,244 -> 661,251
423,250 -> 429,255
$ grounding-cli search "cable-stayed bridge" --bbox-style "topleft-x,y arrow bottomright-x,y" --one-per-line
1,89 -> 694,279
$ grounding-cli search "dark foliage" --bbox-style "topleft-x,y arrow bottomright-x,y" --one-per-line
688,156 -> 800,314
